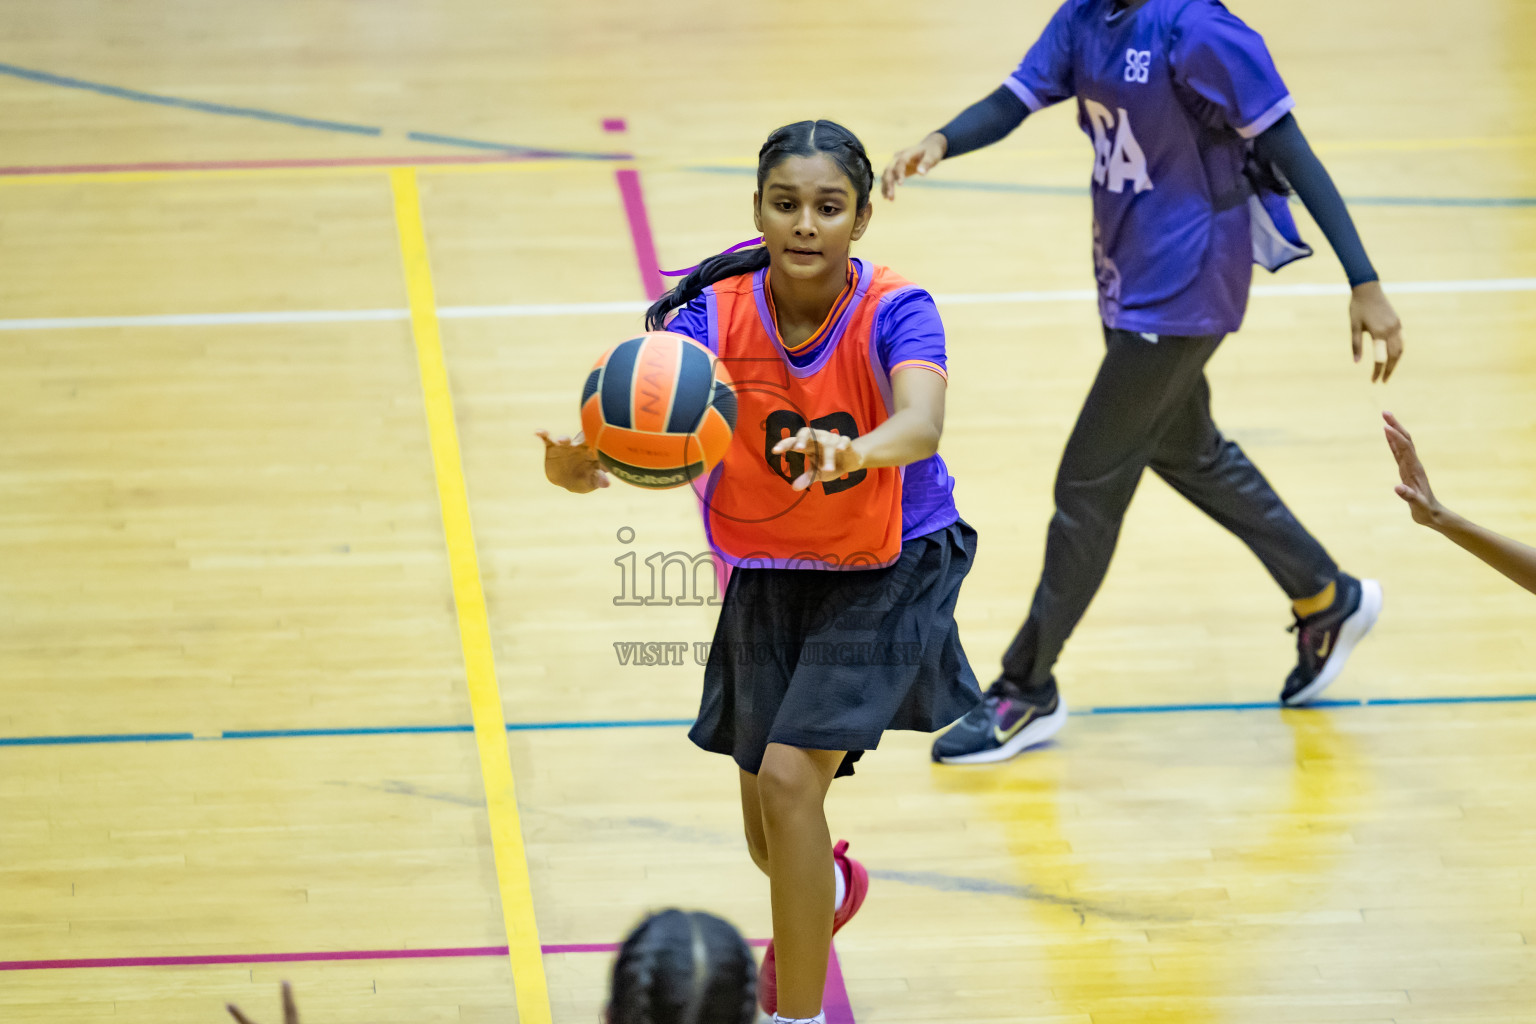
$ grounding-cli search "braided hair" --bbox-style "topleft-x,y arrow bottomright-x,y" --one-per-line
644,119 -> 875,331
607,909 -> 757,1024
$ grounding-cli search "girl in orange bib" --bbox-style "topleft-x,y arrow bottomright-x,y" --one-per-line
538,120 -> 981,1024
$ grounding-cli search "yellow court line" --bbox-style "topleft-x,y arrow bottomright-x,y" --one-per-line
388,167 -> 552,1024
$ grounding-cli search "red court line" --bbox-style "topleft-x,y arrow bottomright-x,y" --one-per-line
0,946 -> 506,971
614,167 -> 666,300
0,939 -> 858,1022
603,119 -> 666,301
543,939 -> 770,954
824,943 -> 855,1024
0,151 -> 631,177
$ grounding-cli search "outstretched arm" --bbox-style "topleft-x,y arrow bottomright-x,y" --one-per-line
1254,114 -> 1403,382
1384,412 -> 1536,595
880,88 -> 1029,199
882,1 -> 1073,200
772,368 -> 946,491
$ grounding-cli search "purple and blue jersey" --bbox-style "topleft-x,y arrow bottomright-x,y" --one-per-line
666,258 -> 961,542
1008,0 -> 1294,335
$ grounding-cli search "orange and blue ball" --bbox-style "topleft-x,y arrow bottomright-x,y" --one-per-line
579,332 -> 737,490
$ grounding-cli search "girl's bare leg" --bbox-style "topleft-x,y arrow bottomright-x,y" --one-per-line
753,743 -> 844,1020
739,768 -> 770,876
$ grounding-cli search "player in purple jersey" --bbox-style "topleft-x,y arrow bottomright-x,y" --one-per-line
881,0 -> 1405,764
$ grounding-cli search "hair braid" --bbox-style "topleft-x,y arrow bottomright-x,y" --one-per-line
610,911 -> 671,1024
608,910 -> 757,1024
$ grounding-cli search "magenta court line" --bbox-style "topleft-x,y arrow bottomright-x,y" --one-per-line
604,117 -> 666,301
0,940 -> 858,1022
0,946 -> 506,971
0,150 -> 630,177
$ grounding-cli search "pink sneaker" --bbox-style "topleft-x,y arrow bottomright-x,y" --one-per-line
759,840 -> 869,1015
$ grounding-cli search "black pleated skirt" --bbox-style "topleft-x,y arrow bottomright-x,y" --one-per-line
688,519 -> 983,778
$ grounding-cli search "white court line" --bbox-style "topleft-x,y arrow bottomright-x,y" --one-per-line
0,309 -> 410,330
1,277 -> 1532,332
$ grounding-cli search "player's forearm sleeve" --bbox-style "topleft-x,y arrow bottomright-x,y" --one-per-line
937,86 -> 1030,160
1254,114 -> 1378,287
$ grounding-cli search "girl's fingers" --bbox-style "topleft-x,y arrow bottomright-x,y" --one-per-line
1384,425 -> 1419,467
774,428 -> 812,454
1384,410 -> 1412,443
1382,335 -> 1403,382
226,1005 -> 259,1024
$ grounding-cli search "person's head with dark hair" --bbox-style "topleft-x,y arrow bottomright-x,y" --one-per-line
645,119 -> 875,331
605,909 -> 757,1024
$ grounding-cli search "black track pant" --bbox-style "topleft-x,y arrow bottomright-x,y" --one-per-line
1001,326 -> 1338,691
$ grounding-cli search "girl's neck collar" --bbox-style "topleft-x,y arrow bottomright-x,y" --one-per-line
763,260 -> 858,353
765,259 -> 857,326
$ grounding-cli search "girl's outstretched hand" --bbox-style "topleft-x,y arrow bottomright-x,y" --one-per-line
227,981 -> 299,1024
1351,281 -> 1404,383
880,133 -> 948,200
772,427 -> 865,491
536,430 -> 610,493
1383,411 -> 1442,527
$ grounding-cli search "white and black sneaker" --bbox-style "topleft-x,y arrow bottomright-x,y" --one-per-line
931,679 -> 1068,765
1281,573 -> 1382,706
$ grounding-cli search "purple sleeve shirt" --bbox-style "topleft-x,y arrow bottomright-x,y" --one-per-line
875,286 -> 948,381
1005,0 -> 1079,112
1006,0 -> 1293,337
874,287 -> 960,541
1169,2 -> 1293,138
662,295 -> 710,347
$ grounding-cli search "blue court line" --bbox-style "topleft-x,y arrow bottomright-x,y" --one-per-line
907,177 -> 1536,208
505,717 -> 694,731
1344,195 -> 1536,208
682,164 -> 1536,208
0,61 -> 383,137
405,131 -> 628,160
0,731 -> 196,747
4,697 -> 1535,749
1079,693 -> 1536,715
223,724 -> 474,739
0,61 -> 630,160
219,719 -> 692,740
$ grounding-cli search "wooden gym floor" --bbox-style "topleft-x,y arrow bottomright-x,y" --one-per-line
2,1 -> 1534,1021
